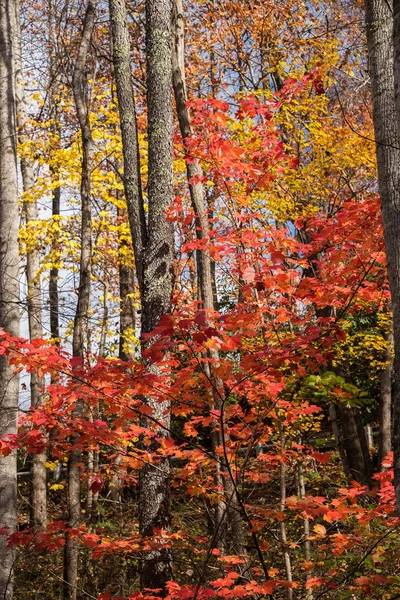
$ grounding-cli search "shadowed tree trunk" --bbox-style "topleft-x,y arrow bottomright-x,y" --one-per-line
63,2 -> 95,598
366,0 -> 400,511
0,0 -> 20,595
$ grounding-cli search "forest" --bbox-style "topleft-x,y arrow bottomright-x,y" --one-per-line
1,0 -> 400,598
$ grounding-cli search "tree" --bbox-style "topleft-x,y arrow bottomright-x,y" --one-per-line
365,0 -> 400,511
63,2 -> 96,597
111,0 -> 174,592
0,0 -> 20,595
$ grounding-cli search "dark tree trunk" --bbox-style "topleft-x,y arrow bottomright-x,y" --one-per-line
366,0 -> 400,511
138,0 -> 175,592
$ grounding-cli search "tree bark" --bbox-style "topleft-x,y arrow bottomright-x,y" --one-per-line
365,0 -> 400,510
0,0 -> 20,595
172,0 -> 213,310
110,0 -> 174,592
48,0 -> 61,344
109,0 -> 146,294
378,331 -> 393,469
138,0 -> 174,592
63,3 -> 95,598
15,0 -> 47,532
335,404 -> 372,486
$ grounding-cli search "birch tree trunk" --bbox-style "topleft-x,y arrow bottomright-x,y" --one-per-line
63,3 -> 95,598
0,0 -> 20,595
365,0 -> 400,511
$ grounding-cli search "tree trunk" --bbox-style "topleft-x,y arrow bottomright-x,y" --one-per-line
48,0 -> 61,344
138,0 -> 175,592
0,0 -> 20,594
335,404 -> 371,486
117,206 -> 136,363
109,0 -> 146,294
378,331 -> 393,469
63,3 -> 95,598
365,0 -> 400,510
172,0 -> 213,310
172,0 -> 246,556
110,0 -> 174,592
15,0 -> 47,531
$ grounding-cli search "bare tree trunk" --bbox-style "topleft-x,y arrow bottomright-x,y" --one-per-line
172,0 -> 213,310
379,331 -> 393,469
365,0 -> 400,510
138,0 -> 175,592
110,0 -> 174,592
63,3 -> 95,598
15,0 -> 47,532
0,0 -> 19,594
48,0 -> 60,345
277,415 -> 293,600
109,0 -> 146,294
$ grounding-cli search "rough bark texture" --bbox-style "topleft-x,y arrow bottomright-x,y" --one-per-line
63,3 -> 95,598
15,0 -> 47,531
0,0 -> 19,595
378,331 -> 393,469
138,0 -> 174,592
365,0 -> 400,510
110,0 -> 174,591
109,0 -> 146,294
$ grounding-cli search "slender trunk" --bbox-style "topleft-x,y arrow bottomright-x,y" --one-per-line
379,332 -> 393,469
172,0 -> 213,310
366,0 -> 400,509
49,178 -> 60,342
48,0 -> 60,344
117,206 -> 136,363
15,0 -> 47,531
63,3 -> 95,598
172,0 -> 246,555
297,453 -> 312,600
277,415 -> 293,600
0,0 -> 19,594
109,0 -> 146,293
